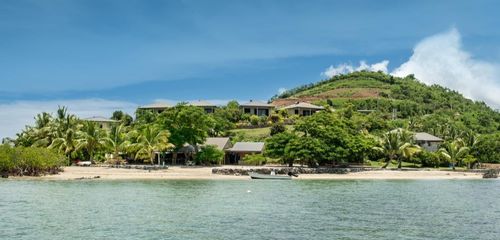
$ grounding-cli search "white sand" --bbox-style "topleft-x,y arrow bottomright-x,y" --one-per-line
29,166 -> 485,180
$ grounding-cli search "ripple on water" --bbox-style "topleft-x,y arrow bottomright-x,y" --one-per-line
0,179 -> 499,240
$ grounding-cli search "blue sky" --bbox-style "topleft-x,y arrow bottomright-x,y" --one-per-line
1,0 -> 500,137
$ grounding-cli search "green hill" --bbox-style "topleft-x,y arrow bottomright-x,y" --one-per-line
271,71 -> 500,134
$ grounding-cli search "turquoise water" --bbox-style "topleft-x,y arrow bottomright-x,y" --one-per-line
1,179 -> 499,240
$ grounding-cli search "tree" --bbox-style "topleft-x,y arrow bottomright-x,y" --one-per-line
133,125 -> 172,164
264,132 -> 298,166
111,110 -> 134,126
103,124 -> 130,163
159,105 -> 214,163
472,133 -> 500,163
195,145 -> 225,165
284,137 -> 325,167
373,128 -> 421,169
76,121 -> 107,162
49,127 -> 78,161
438,139 -> 470,170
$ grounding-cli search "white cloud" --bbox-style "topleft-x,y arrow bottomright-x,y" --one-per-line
321,60 -> 389,78
392,28 -> 500,109
0,99 -> 138,139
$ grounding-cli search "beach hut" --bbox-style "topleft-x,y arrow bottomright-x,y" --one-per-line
414,132 -> 444,152
225,142 -> 265,164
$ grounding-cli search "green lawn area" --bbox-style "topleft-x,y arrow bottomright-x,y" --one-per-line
366,160 -> 422,168
229,125 -> 294,142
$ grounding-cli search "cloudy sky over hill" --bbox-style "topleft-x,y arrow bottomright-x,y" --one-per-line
1,0 -> 499,138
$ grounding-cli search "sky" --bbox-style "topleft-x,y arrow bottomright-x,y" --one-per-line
1,0 -> 500,138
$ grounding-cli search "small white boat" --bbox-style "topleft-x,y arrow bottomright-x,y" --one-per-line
249,172 -> 292,180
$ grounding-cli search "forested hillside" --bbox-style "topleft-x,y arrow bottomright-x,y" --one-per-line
272,71 -> 500,135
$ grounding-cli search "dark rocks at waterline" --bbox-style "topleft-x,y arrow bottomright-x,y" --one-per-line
482,169 -> 499,179
211,167 -> 371,176
1,173 -> 8,178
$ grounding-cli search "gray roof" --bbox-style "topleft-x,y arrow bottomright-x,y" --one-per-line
227,142 -> 265,152
201,137 -> 231,151
139,102 -> 173,109
189,100 -> 216,107
83,116 -> 119,123
282,102 -> 325,110
240,100 -> 274,108
415,132 -> 443,142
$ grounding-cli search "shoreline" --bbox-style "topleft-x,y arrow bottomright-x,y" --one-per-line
4,166 -> 488,181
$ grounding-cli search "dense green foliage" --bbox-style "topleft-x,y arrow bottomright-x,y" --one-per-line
0,145 -> 66,176
7,71 -> 500,170
273,71 -> 500,134
195,145 -> 225,165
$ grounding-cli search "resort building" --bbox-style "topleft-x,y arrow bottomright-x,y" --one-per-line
83,116 -> 119,130
225,142 -> 265,164
189,100 -> 217,113
240,100 -> 275,117
414,132 -> 444,152
200,137 -> 232,151
138,102 -> 173,113
281,102 -> 325,116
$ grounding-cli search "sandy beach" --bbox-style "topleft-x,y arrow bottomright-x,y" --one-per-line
28,166 -> 486,180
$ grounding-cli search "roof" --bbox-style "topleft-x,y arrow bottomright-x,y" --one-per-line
83,116 -> 119,123
282,102 -> 325,110
415,132 -> 444,142
189,100 -> 216,107
240,100 -> 274,108
227,142 -> 265,152
138,102 -> 173,109
201,137 -> 231,150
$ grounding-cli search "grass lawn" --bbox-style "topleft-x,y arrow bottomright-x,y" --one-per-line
367,160 -> 422,168
229,125 -> 294,142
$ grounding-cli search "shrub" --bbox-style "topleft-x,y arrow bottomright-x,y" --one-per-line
195,145 -> 225,165
0,145 -> 66,176
242,154 -> 266,166
249,115 -> 260,126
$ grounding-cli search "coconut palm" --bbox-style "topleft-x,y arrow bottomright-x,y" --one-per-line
133,125 -> 172,164
438,139 -> 469,170
76,121 -> 107,162
49,127 -> 78,162
373,128 -> 421,169
103,124 -> 130,163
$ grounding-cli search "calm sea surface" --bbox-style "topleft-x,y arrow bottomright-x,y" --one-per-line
1,179 -> 499,240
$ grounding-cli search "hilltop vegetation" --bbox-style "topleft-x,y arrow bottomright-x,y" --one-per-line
272,71 -> 500,135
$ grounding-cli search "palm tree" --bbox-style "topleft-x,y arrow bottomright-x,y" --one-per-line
373,128 -> 421,169
438,139 -> 469,170
103,124 -> 130,163
49,127 -> 78,163
133,125 -> 172,164
76,121 -> 107,163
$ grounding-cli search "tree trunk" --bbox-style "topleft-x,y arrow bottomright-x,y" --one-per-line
382,157 -> 392,168
397,159 -> 402,169
172,152 -> 177,165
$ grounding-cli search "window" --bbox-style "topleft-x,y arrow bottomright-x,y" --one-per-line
294,109 -> 299,115
303,110 -> 311,116
257,109 -> 269,116
244,108 -> 251,114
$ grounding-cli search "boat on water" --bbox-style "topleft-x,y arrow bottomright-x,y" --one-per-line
249,172 -> 292,180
